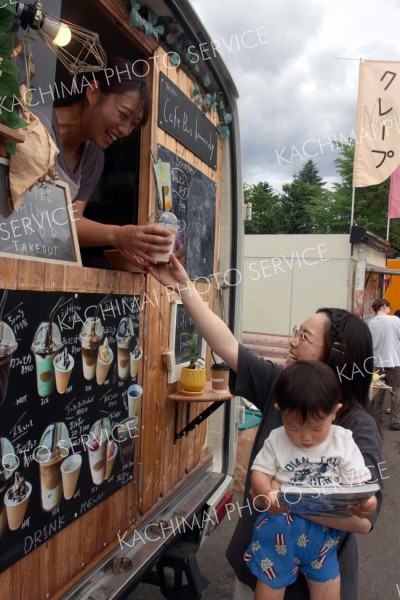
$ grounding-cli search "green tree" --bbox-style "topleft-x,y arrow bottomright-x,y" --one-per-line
244,182 -> 285,234
280,160 -> 325,233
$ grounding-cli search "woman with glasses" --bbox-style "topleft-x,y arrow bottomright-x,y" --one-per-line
148,255 -> 382,600
44,57 -> 172,267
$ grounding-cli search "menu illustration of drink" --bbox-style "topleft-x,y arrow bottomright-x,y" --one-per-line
0,290 -> 141,575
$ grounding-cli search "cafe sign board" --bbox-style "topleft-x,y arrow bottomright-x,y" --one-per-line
158,74 -> 218,170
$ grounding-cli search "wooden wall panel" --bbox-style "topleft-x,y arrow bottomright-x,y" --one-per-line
139,48 -> 224,512
0,263 -> 144,598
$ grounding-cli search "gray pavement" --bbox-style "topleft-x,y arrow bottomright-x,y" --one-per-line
132,404 -> 400,600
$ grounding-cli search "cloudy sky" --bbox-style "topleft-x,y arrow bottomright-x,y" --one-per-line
190,0 -> 400,191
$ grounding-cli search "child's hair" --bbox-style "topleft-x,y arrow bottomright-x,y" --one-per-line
274,360 -> 342,423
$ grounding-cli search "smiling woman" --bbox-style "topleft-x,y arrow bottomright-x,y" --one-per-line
45,57 -> 172,269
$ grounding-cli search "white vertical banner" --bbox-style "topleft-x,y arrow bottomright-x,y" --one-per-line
353,60 -> 400,187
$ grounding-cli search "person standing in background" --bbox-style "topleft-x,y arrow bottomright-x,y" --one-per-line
368,298 -> 400,430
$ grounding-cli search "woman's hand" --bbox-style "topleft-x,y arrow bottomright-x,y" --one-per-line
147,254 -> 190,292
347,494 -> 377,518
115,225 -> 172,262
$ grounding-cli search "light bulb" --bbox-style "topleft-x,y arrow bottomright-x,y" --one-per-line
52,23 -> 72,47
41,16 -> 72,47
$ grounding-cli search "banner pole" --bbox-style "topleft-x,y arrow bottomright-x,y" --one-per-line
350,186 -> 356,230
386,216 -> 390,241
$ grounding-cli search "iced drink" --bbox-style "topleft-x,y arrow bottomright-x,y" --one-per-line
151,224 -> 179,263
127,384 -> 142,418
0,438 -> 18,537
116,417 -> 137,465
54,347 -> 74,394
129,338 -> 142,379
104,441 -> 118,480
37,422 -> 70,512
146,210 -> 179,264
79,317 -> 104,381
4,472 -> 32,530
0,321 -> 18,406
87,419 -> 110,485
37,448 -> 65,512
96,337 -> 113,385
61,454 -> 82,500
116,318 -> 134,381
31,322 -> 62,397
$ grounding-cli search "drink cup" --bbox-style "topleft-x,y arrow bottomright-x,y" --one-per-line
104,441 -> 118,480
4,480 -> 32,530
61,454 -> 82,500
79,317 -> 104,381
210,363 -> 230,392
146,210 -> 179,264
116,318 -> 134,381
54,351 -> 74,394
0,438 -> 18,535
0,322 -> 18,406
127,384 -> 143,418
87,418 -> 110,486
31,322 -> 62,397
37,422 -> 70,511
116,417 -> 137,465
150,224 -> 179,263
88,441 -> 107,486
37,449 -> 65,512
96,346 -> 113,385
129,345 -> 142,379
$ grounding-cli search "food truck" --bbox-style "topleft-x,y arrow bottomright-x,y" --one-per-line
0,1 -> 243,598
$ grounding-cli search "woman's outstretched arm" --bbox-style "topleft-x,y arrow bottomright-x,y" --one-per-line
148,255 -> 239,371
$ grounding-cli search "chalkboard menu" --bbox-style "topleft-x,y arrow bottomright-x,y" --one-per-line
0,161 -> 81,265
158,145 -> 216,281
158,74 -> 217,169
0,290 -> 142,573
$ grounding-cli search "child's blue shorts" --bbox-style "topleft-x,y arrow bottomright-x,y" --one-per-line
244,511 -> 341,589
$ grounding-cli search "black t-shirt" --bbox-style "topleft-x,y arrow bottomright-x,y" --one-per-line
226,345 -> 383,600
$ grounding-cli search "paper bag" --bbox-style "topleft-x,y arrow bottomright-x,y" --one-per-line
9,109 -> 59,211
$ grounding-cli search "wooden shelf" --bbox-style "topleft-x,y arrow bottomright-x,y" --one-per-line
168,381 -> 233,402
168,381 -> 233,443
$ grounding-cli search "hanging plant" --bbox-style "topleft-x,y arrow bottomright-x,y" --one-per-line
191,84 -> 232,140
129,2 -> 164,41
0,1 -> 28,152
127,1 -> 232,138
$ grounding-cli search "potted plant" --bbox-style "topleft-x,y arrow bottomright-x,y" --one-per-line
179,332 -> 206,395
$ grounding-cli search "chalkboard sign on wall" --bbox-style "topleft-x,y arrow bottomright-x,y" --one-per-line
158,74 -> 217,170
0,160 -> 81,265
158,146 -> 216,281
168,300 -> 206,383
0,289 -> 140,574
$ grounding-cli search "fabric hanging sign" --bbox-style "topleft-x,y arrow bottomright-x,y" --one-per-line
388,164 -> 400,218
353,60 -> 400,187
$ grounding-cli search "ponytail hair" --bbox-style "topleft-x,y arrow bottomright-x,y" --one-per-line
317,308 -> 373,421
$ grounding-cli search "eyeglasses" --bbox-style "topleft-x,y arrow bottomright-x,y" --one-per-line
291,326 -> 325,348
